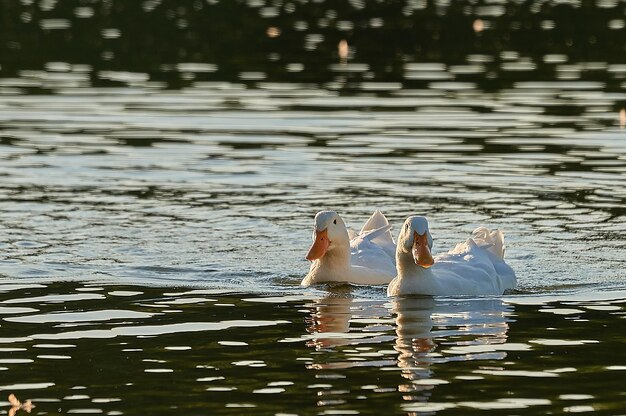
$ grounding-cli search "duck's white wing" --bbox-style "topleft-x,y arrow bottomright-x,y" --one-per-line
350,224 -> 396,278
348,264 -> 395,285
468,227 -> 516,291
434,235 -> 516,294
358,224 -> 392,243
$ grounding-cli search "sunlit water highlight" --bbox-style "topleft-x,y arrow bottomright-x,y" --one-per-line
0,81 -> 624,292
1,73 -> 625,415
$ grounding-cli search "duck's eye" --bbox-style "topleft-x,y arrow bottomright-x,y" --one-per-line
333,219 -> 337,225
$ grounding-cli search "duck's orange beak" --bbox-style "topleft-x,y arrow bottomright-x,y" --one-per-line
306,228 -> 330,261
412,231 -> 434,268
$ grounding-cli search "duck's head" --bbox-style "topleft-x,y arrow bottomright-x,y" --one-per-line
306,211 -> 350,261
397,216 -> 435,268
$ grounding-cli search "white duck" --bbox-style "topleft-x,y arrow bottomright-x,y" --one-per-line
301,210 -> 396,286
387,216 -> 516,296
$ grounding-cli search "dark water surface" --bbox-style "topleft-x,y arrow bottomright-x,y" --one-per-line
1,0 -> 625,414
0,283 -> 625,415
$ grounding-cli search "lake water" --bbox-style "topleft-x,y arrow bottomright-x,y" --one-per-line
1,0 -> 625,414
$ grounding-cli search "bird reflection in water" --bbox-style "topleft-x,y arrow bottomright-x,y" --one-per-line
392,296 -> 437,399
305,286 -> 354,350
302,287 -> 514,409
392,296 -> 514,405
303,286 -> 395,372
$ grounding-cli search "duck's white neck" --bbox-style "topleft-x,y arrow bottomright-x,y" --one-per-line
305,244 -> 351,284
396,251 -> 435,280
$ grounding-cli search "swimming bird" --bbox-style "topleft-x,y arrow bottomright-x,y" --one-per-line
387,216 -> 516,296
301,210 -> 396,286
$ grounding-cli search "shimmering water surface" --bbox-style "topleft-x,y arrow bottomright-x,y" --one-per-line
1,0 -> 625,414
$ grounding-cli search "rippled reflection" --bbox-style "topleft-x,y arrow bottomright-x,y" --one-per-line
0,282 -> 623,414
297,288 -> 626,414
305,290 -> 353,349
393,297 -> 437,373
392,297 -> 514,409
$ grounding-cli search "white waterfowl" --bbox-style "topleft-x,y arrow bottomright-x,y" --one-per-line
301,210 -> 396,286
387,216 -> 516,296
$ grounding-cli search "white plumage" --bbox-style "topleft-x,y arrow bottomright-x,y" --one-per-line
302,210 -> 396,286
387,216 -> 516,296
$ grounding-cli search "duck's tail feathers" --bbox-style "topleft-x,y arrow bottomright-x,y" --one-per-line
360,210 -> 395,247
360,210 -> 390,234
471,227 -> 506,260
